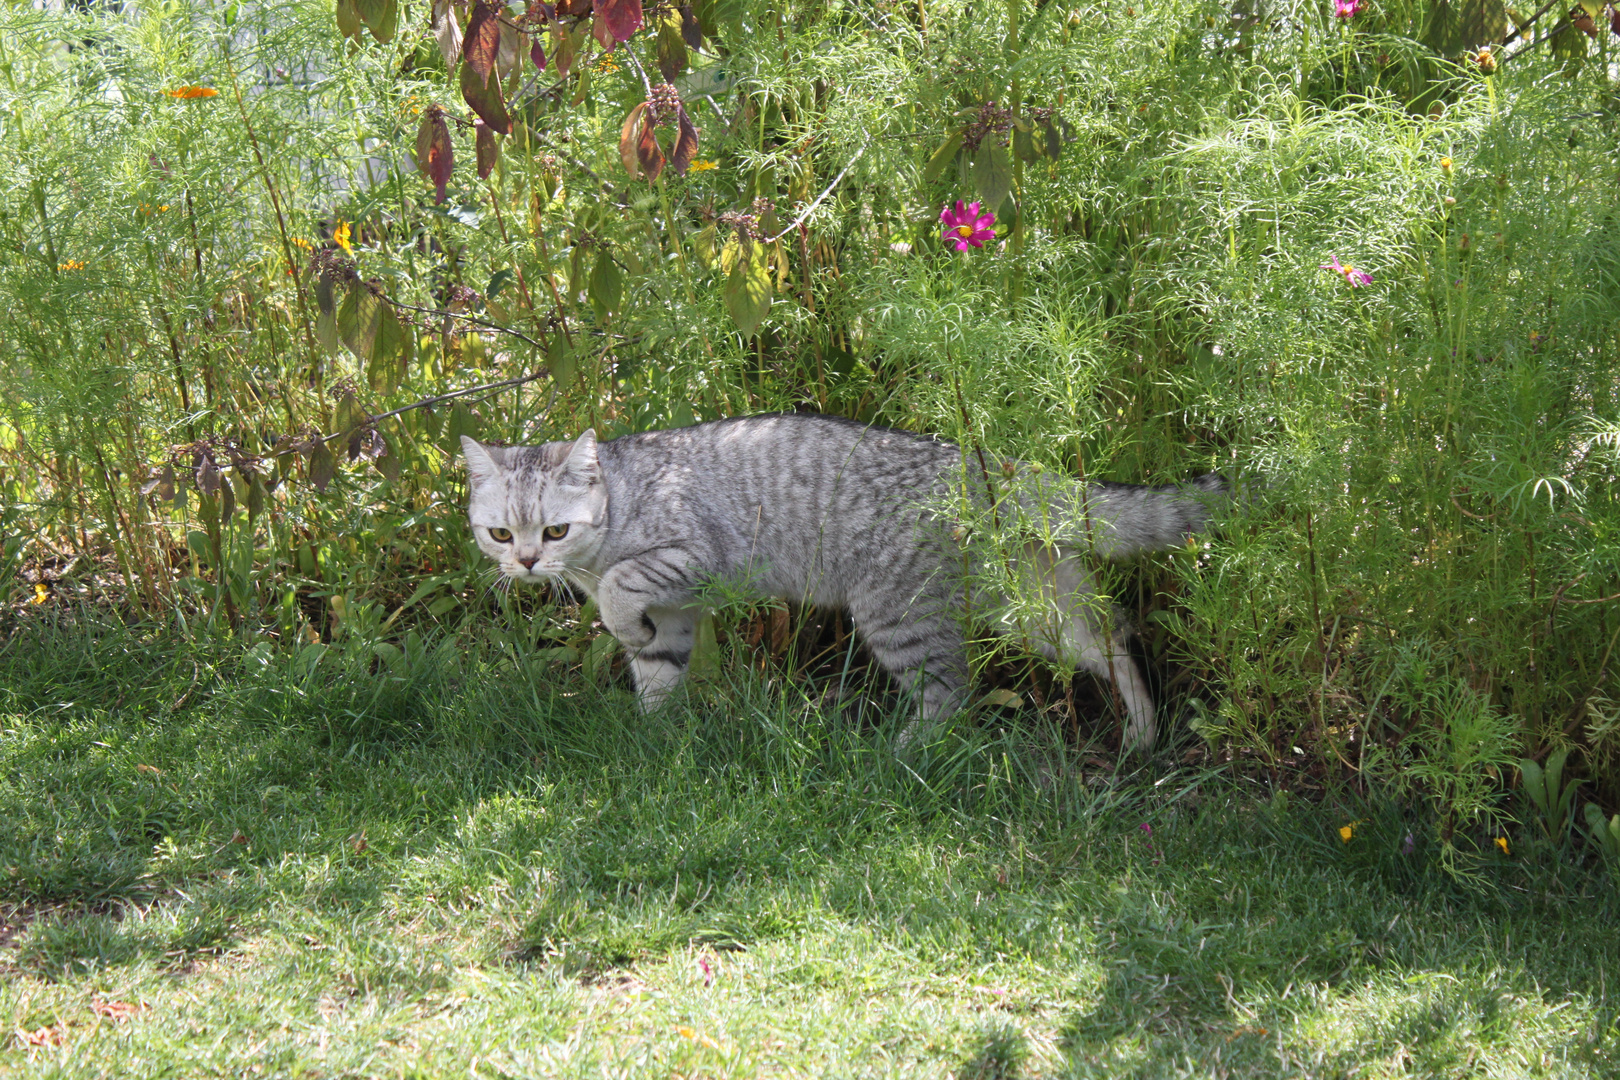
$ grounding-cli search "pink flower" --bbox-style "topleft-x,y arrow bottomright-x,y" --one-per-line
1333,0 -> 1363,17
940,200 -> 995,251
1320,255 -> 1373,287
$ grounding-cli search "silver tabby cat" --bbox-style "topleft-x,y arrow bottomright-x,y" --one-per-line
461,414 -> 1226,749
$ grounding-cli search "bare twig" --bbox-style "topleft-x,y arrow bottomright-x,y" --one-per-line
765,139 -> 869,243
383,297 -> 546,350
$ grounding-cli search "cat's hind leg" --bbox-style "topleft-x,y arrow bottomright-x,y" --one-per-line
627,606 -> 698,712
847,590 -> 971,743
1025,547 -> 1158,751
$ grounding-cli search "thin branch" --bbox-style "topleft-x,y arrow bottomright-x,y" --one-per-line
1502,0 -> 1562,44
765,139 -> 870,243
383,297 -> 547,350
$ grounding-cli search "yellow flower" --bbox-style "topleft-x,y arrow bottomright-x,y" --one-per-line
1338,820 -> 1364,843
32,583 -> 48,604
58,260 -> 85,271
164,86 -> 219,99
334,221 -> 353,255
291,237 -> 312,251
1440,157 -> 1452,171
592,55 -> 620,73
689,160 -> 718,172
1495,836 -> 1510,855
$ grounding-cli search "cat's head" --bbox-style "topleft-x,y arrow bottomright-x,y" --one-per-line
460,431 -> 607,582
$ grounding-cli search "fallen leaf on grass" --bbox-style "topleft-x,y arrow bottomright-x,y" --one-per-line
136,764 -> 163,776
90,998 -> 142,1022
16,1025 -> 65,1047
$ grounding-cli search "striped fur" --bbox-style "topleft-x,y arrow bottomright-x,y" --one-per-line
462,414 -> 1227,749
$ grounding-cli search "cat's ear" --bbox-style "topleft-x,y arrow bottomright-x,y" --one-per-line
460,436 -> 504,486
561,429 -> 600,486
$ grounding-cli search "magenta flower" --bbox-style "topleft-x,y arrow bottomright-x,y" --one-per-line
1320,255 -> 1373,287
940,200 -> 995,251
1333,0 -> 1363,17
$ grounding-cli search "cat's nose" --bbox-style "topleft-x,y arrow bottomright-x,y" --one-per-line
518,555 -> 538,570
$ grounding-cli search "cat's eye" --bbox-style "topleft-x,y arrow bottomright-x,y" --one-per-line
488,527 -> 513,542
543,524 -> 569,541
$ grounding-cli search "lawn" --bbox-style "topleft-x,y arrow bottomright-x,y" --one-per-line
1,619 -> 1615,1078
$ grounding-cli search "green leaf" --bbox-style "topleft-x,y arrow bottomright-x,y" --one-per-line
1013,126 -> 1038,165
589,250 -> 623,317
973,141 -> 1013,211
335,0 -> 362,41
923,130 -> 963,183
367,302 -> 413,395
546,335 -> 577,386
307,437 -> 337,493
314,276 -> 341,354
723,241 -> 771,337
337,282 -> 383,361
656,15 -> 688,80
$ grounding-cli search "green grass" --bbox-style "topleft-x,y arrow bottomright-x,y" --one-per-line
1,618 -> 1616,1078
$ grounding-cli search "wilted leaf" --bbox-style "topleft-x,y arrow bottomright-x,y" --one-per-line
462,0 -> 501,81
680,2 -> 702,47
335,0 -> 362,40
460,61 -> 512,134
656,15 -> 688,80
141,465 -> 177,502
589,250 -> 623,316
619,101 -> 649,177
923,131 -> 963,183
597,0 -> 644,42
476,119 -> 499,179
431,0 -> 463,65
636,112 -> 665,182
417,108 -> 454,202
196,457 -> 222,496
315,299 -> 341,354
220,472 -> 236,519
308,437 -> 337,493
973,141 -> 1013,212
723,241 -> 770,336
670,106 -> 699,175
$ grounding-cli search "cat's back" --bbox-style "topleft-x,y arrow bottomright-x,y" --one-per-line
603,413 -> 956,497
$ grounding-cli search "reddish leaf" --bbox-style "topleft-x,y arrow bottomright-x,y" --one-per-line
476,119 -> 500,179
459,60 -> 512,134
618,101 -> 648,177
462,0 -> 502,82
592,12 -> 616,49
596,0 -> 644,41
431,0 -> 462,66
679,2 -> 701,47
530,37 -> 548,70
416,108 -> 454,203
636,111 -> 665,182
670,105 -> 698,175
